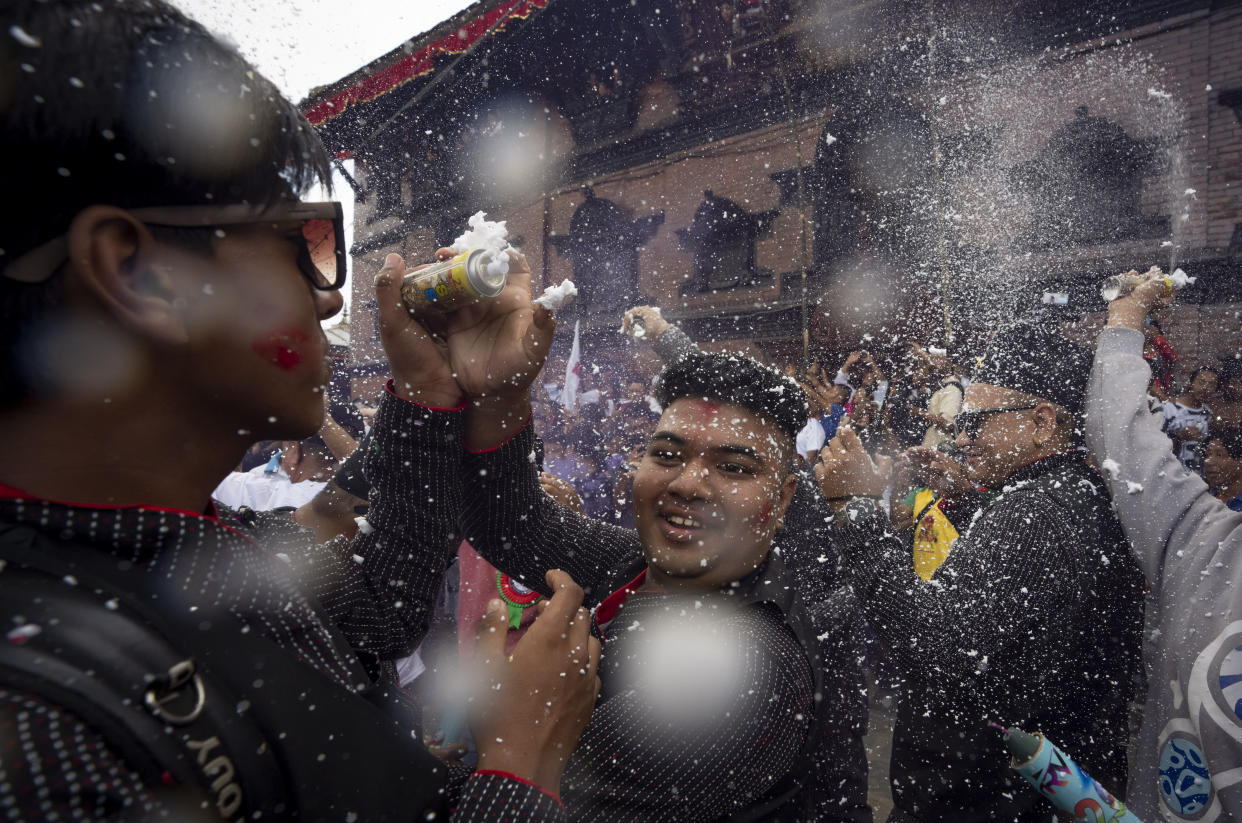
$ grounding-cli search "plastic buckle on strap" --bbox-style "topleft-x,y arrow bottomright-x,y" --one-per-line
144,659 -> 207,725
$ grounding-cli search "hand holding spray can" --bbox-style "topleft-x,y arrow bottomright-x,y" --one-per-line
401,249 -> 509,316
994,724 -> 1144,822
1100,266 -> 1194,302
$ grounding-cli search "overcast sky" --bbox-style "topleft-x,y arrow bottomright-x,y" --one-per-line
179,0 -> 476,102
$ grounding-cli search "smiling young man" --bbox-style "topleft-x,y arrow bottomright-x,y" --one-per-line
818,322 -> 1146,823
622,303 -> 875,823
388,263 -> 822,820
0,2 -> 599,820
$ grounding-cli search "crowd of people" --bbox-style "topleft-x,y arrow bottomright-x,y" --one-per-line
3,3 -> 1242,823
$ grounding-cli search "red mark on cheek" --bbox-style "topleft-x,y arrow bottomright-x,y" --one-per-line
253,329 -> 309,372
758,502 -> 773,527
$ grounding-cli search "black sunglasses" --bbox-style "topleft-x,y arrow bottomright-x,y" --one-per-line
3,201 -> 347,291
953,405 -> 1040,440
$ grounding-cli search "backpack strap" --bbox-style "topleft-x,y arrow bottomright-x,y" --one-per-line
0,521 -> 451,821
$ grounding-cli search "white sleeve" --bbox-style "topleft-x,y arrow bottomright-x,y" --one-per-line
212,472 -> 248,509
795,419 -> 825,459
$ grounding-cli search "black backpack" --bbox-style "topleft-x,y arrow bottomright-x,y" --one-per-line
0,521 -> 451,821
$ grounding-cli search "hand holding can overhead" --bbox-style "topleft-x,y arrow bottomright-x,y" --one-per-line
400,248 -> 509,317
1105,267 -> 1181,332
620,305 -> 671,340
374,247 -> 555,409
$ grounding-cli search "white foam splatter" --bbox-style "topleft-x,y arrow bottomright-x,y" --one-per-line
451,211 -> 513,256
485,254 -> 510,279
1101,459 -> 1121,479
1147,87 -> 1173,100
354,516 -> 375,535
534,279 -> 577,310
1169,268 -> 1196,289
1126,481 -> 1144,494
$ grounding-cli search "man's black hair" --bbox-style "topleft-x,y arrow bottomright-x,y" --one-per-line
1189,365 -> 1220,386
1214,427 -> 1242,461
972,322 -> 1092,414
0,0 -> 333,405
653,351 -> 809,447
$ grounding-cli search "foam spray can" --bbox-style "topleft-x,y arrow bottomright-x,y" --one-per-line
1100,266 -> 1193,302
998,726 -> 1144,823
401,249 -> 508,316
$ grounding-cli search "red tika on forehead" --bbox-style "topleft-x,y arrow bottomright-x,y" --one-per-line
683,398 -> 723,420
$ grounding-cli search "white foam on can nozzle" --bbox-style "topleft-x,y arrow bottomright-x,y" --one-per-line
480,252 -> 510,290
452,211 -> 512,256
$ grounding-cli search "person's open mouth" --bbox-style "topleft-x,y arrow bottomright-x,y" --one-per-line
657,507 -> 705,543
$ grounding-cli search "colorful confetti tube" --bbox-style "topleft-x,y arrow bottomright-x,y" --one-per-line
997,725 -> 1144,823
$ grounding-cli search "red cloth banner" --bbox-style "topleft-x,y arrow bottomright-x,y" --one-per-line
303,0 -> 550,127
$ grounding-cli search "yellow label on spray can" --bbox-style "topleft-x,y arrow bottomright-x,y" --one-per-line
401,249 -> 506,316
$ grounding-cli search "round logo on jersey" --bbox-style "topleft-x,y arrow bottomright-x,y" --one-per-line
1213,639 -> 1242,724
1158,735 -> 1212,818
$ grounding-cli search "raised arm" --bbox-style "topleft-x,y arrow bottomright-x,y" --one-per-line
288,252 -> 477,661
1086,273 -> 1242,588
461,402 -> 645,606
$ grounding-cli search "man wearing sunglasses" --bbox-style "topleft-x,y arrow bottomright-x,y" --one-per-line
818,322 -> 1145,823
0,2 -> 598,820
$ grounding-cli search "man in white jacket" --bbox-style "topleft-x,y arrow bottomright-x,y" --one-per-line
1086,272 -> 1242,823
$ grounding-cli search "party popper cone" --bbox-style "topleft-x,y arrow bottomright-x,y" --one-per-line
996,725 -> 1144,823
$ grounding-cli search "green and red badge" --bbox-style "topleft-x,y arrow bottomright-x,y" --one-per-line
497,573 -> 542,629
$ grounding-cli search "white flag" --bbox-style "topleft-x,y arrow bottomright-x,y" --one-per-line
562,319 -> 582,413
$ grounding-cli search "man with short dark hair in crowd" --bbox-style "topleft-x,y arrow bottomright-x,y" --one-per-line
819,323 -> 1146,823
0,2 -> 598,819
622,303 -> 872,822
386,270 -> 826,820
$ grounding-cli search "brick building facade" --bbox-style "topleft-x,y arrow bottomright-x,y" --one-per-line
303,0 -> 1242,397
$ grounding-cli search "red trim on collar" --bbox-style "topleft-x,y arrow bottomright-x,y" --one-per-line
594,568 -> 650,638
0,482 -> 257,544
472,770 -> 565,808
385,379 -> 467,412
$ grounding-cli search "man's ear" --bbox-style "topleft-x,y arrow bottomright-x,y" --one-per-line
1033,402 -> 1060,444
773,471 -> 799,530
65,206 -> 190,344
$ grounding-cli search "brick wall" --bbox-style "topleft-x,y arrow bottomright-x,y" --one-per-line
345,4 -> 1242,388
